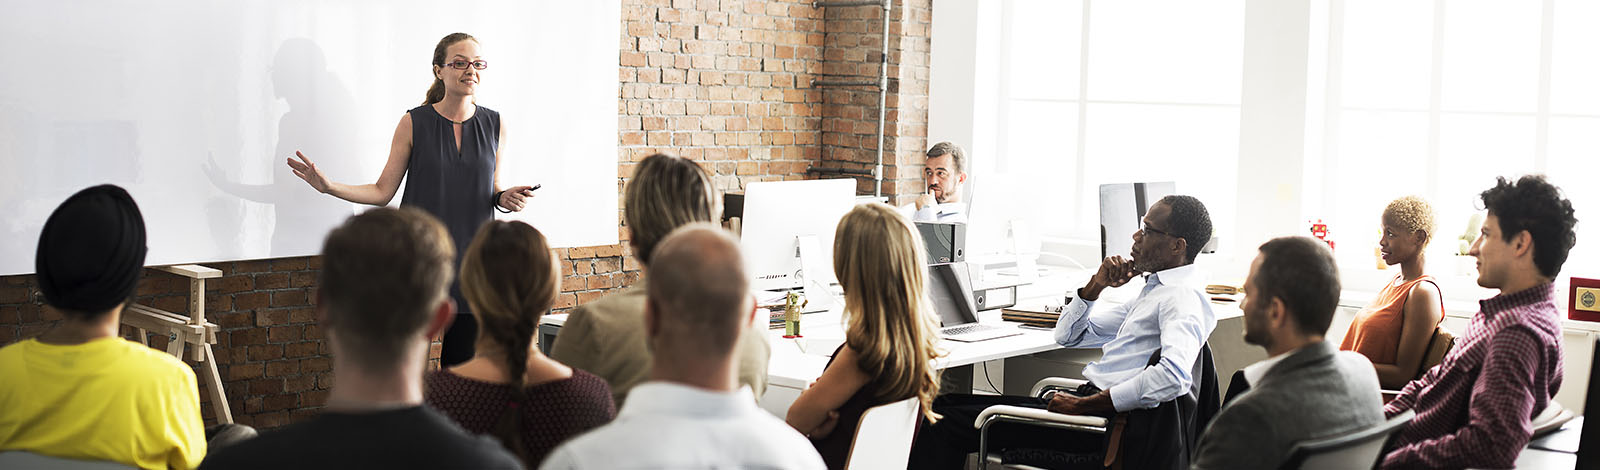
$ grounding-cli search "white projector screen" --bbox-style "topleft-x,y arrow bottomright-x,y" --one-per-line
0,0 -> 620,276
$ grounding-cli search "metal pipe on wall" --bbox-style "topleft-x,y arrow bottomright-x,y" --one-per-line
812,0 -> 891,198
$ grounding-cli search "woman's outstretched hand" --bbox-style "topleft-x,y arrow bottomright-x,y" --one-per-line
286,150 -> 332,194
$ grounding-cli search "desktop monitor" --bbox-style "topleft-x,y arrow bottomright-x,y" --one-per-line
1099,182 -> 1176,260
740,179 -> 858,292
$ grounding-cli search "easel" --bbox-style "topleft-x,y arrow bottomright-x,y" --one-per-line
121,264 -> 232,424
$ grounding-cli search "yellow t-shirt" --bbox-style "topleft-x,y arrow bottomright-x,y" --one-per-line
0,337 -> 205,469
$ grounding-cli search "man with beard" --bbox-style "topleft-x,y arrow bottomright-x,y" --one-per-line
1190,236 -> 1383,469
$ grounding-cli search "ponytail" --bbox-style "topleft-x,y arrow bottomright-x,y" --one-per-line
458,220 -> 561,468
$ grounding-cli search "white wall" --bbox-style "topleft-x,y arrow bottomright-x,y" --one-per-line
0,0 -> 619,275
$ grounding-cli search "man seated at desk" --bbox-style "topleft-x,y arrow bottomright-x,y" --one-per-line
909,195 -> 1217,470
900,141 -> 968,223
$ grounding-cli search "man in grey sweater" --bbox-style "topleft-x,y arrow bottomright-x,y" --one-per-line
1191,236 -> 1384,469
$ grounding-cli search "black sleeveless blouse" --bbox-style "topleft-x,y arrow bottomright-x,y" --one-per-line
402,104 -> 499,311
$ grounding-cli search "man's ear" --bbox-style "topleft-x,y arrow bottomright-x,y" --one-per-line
957,171 -> 968,185
1511,230 -> 1535,259
1173,237 -> 1189,261
744,295 -> 759,329
424,298 -> 457,340
1268,297 -> 1290,330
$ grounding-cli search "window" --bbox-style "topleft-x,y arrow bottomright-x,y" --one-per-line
1320,0 -> 1600,296
989,0 -> 1244,243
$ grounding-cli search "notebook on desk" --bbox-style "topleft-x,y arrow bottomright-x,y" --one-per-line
930,262 -> 1021,342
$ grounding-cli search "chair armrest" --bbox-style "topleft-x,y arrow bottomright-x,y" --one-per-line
1030,377 -> 1089,397
1380,390 -> 1401,404
974,405 -> 1109,430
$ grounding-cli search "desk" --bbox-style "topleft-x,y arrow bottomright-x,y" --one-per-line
538,266 -> 1249,418
759,306 -> 1065,416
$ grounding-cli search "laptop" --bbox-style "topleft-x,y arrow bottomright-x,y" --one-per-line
930,262 -> 1021,342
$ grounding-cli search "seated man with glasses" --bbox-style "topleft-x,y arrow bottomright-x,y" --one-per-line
909,195 -> 1219,470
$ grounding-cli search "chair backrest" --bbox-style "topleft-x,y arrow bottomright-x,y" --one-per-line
1413,326 -> 1455,380
0,452 -> 137,470
844,396 -> 922,470
1280,410 -> 1416,470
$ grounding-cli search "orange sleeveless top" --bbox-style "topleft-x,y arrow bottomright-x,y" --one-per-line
1339,274 -> 1442,366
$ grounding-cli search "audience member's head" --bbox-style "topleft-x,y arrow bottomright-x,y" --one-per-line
1133,195 -> 1212,272
644,224 -> 751,369
624,153 -> 717,266
923,142 -> 968,203
457,219 -> 560,465
832,203 -> 942,420
318,207 -> 455,372
460,220 -> 560,382
35,184 -> 148,319
1472,175 -> 1578,289
1243,237 -> 1342,350
1380,195 -> 1436,266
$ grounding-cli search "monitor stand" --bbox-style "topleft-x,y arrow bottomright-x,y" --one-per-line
794,234 -> 835,313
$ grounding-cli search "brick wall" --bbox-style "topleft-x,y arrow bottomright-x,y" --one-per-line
0,0 -> 934,430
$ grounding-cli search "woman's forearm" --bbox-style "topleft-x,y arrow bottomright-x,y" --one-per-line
325,181 -> 395,206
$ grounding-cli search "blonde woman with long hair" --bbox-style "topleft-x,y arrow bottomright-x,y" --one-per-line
785,203 -> 943,470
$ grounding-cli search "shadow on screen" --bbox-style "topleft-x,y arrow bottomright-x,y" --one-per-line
202,38 -> 359,258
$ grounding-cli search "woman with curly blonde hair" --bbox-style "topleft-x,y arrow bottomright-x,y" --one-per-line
1340,196 -> 1445,389
785,203 -> 943,469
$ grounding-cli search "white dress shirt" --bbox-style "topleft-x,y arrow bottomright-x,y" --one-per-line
898,201 -> 967,223
1239,347 -> 1293,388
540,382 -> 826,470
1052,264 -> 1217,412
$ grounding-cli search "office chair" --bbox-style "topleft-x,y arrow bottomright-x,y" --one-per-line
1412,326 -> 1456,381
1278,410 -> 1415,470
971,344 -> 1219,470
844,396 -> 924,469
0,452 -> 136,470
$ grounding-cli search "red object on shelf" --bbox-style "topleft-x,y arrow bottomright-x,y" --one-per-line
1571,277 -> 1600,322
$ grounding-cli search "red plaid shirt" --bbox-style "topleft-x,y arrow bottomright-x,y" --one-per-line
1381,283 -> 1564,469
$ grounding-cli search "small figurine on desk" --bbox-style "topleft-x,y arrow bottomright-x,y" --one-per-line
1308,219 -> 1336,252
783,291 -> 806,338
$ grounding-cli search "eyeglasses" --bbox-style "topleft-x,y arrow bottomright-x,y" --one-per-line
442,59 -> 489,70
1140,220 -> 1177,239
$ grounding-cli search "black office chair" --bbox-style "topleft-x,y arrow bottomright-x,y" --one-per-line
972,344 -> 1220,470
1277,410 -> 1414,470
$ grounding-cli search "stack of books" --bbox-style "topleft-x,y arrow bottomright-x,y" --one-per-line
1000,305 -> 1064,329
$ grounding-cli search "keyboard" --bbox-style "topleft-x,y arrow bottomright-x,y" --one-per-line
940,323 -> 1022,342
942,323 -> 999,335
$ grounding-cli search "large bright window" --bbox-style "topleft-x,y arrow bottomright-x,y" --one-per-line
1321,0 -> 1600,296
988,0 -> 1244,243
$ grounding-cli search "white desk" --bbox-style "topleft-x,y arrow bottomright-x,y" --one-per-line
758,306 -> 1065,416
538,266 -> 1249,418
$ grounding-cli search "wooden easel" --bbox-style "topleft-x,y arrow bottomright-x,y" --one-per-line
122,264 -> 232,424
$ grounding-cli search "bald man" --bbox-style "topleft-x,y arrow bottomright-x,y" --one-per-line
542,224 -> 824,470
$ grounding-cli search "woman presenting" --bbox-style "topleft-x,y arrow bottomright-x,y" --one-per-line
287,32 -> 534,367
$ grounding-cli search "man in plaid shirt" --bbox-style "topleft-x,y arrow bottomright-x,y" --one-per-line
1381,175 -> 1578,469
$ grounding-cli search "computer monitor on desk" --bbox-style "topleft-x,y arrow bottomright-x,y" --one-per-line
740,179 -> 857,307
1099,182 -> 1176,259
